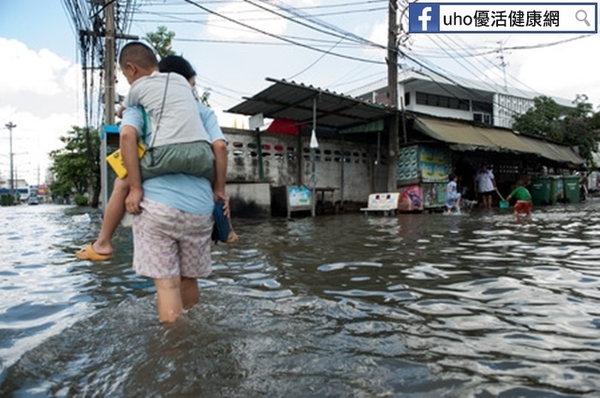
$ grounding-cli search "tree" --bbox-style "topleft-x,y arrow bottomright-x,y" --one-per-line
512,96 -> 564,141
196,88 -> 211,107
49,126 -> 100,206
144,26 -> 176,59
562,97 -> 598,162
513,95 -> 600,165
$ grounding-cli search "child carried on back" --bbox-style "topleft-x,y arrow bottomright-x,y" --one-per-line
113,41 -> 214,181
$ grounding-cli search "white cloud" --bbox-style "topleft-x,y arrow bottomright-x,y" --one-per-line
0,38 -> 83,184
207,2 -> 288,41
0,38 -> 75,97
0,105 -> 80,185
513,35 -> 600,105
396,32 -> 600,108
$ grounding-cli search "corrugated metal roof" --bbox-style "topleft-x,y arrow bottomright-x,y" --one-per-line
520,135 -> 584,165
413,114 -> 584,165
413,115 -> 536,153
226,78 -> 392,130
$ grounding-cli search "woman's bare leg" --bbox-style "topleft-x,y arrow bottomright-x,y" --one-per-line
181,277 -> 199,309
155,277 -> 183,323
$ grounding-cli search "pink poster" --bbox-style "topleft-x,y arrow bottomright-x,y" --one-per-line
398,185 -> 424,212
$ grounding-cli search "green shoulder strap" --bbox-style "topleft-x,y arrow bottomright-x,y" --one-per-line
140,107 -> 149,146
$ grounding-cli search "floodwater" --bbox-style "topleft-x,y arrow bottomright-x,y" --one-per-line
1,201 -> 600,397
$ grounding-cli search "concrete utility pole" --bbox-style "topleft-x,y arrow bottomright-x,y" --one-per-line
387,1 -> 400,192
77,0 -> 137,208
5,122 -> 16,197
101,0 -> 116,208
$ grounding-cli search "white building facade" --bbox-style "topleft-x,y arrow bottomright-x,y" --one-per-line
351,69 -> 572,129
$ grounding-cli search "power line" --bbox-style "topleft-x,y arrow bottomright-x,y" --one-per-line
181,0 -> 385,65
245,0 -> 385,48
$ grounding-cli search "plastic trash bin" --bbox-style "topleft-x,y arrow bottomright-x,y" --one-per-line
531,176 -> 551,206
562,175 -> 580,203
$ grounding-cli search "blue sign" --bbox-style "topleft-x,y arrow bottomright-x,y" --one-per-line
408,2 -> 597,34
409,3 -> 441,33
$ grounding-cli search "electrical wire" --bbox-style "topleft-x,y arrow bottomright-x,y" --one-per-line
181,0 -> 385,65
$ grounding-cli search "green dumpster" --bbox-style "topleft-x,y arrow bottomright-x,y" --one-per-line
562,175 -> 580,203
531,176 -> 551,206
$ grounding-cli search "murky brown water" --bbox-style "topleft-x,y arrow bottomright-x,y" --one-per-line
1,202 -> 600,397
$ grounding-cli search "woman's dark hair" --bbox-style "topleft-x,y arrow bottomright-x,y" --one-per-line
449,173 -> 456,181
158,55 -> 196,80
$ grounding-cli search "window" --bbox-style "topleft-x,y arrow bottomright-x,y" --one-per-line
472,100 -> 493,113
473,112 -> 492,125
416,91 -> 470,111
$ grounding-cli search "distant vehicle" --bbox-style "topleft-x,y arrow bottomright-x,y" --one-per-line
27,195 -> 40,205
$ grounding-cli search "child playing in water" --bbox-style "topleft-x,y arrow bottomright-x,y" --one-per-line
506,180 -> 532,218
445,173 -> 461,214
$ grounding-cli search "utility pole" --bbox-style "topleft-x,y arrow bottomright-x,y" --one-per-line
77,0 -> 137,208
5,122 -> 16,198
497,41 -> 508,90
387,1 -> 399,192
101,0 -> 116,208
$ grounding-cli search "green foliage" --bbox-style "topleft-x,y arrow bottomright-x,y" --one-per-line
513,95 -> 600,164
49,126 -> 100,200
562,97 -> 598,162
195,87 -> 211,107
144,26 -> 176,59
512,96 -> 564,141
74,194 -> 89,206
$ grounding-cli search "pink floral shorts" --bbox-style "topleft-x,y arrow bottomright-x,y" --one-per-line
132,199 -> 213,279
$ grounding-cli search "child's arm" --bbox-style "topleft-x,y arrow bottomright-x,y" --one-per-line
120,107 -> 145,214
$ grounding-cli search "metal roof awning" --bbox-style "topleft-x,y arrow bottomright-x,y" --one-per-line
413,115 -> 535,153
226,78 -> 392,130
520,135 -> 584,165
412,114 -> 584,165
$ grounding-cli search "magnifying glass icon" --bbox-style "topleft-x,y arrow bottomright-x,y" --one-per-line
576,10 -> 591,27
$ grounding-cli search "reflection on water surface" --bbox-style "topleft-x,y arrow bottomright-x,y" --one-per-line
1,202 -> 600,396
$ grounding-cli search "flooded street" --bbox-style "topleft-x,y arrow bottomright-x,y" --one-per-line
1,201 -> 600,397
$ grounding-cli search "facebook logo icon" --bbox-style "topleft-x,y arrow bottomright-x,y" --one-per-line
408,3 -> 440,33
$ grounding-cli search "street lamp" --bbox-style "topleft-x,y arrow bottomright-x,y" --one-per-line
5,122 -> 16,199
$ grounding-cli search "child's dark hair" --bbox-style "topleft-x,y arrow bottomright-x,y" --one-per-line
118,42 -> 157,69
449,173 -> 456,181
158,55 -> 197,80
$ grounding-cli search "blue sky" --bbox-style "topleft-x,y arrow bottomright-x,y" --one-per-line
1,0 -> 599,185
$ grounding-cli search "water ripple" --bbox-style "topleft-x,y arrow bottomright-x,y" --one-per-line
2,203 -> 600,396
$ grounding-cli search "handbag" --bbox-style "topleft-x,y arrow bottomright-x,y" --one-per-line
139,140 -> 215,181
